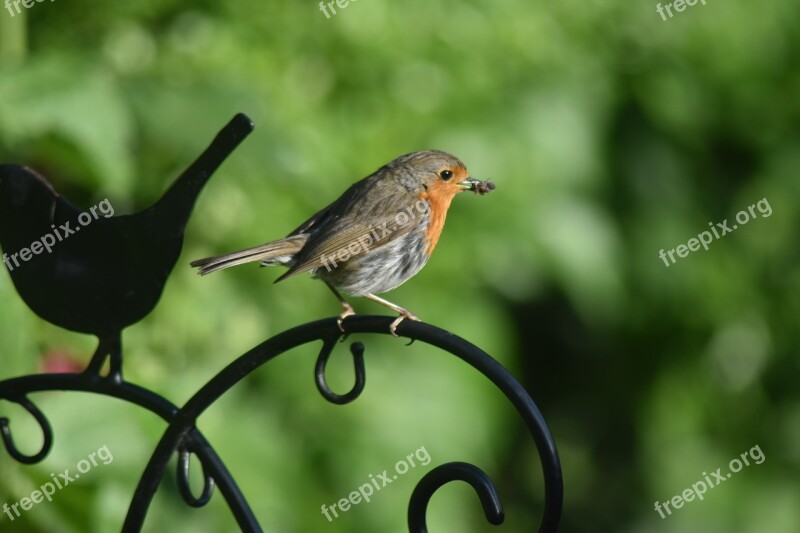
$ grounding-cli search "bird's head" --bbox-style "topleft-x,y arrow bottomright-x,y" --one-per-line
0,165 -> 59,211
389,150 -> 489,202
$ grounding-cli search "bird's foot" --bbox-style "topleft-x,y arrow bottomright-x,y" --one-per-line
337,305 -> 356,333
389,310 -> 420,337
84,335 -> 123,384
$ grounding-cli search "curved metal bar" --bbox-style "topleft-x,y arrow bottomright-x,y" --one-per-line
124,316 -> 562,532
0,373 -> 258,530
177,445 -> 216,507
315,337 -> 366,405
0,396 -> 54,464
408,462 -> 504,532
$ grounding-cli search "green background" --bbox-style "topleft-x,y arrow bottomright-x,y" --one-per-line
1,0 -> 798,531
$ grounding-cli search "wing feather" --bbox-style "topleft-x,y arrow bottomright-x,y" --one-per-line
276,205 -> 423,281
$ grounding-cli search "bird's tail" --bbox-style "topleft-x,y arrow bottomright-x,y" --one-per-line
191,235 -> 307,276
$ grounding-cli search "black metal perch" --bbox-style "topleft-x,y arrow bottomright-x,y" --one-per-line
0,114 -> 563,532
122,316 -> 563,532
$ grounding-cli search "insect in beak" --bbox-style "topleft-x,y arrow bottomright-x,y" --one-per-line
458,177 -> 495,195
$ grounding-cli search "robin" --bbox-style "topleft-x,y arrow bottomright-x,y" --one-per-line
191,150 -> 494,334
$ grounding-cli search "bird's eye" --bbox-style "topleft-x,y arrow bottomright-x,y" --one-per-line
439,169 -> 453,180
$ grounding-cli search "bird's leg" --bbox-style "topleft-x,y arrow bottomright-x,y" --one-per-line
362,293 -> 420,336
107,335 -> 123,383
83,333 -> 123,383
324,281 -> 356,332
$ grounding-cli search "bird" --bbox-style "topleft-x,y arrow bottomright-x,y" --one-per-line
191,150 -> 494,335
0,113 -> 254,380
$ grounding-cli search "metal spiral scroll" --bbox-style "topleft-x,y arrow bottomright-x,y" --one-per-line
0,395 -> 54,464
123,316 -> 563,532
0,372 -> 258,528
315,338 -> 366,404
408,462 -> 505,532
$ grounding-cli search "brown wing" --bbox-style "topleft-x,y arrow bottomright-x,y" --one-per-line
286,202 -> 337,237
285,177 -> 370,237
276,198 -> 425,282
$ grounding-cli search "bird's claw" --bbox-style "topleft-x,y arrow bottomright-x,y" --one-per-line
389,312 -> 420,337
337,307 -> 356,333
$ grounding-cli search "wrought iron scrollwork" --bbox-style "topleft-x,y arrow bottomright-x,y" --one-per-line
177,445 -> 216,508
315,337 -> 367,404
0,373 -> 258,530
119,316 -> 562,532
0,395 -> 53,464
0,317 -> 562,532
408,462 -> 505,532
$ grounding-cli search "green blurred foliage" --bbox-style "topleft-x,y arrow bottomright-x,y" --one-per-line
0,0 -> 798,531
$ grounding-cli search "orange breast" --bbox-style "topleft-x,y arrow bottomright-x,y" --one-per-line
419,180 -> 459,255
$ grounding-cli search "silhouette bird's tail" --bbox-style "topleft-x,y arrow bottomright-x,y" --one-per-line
191,235 -> 307,275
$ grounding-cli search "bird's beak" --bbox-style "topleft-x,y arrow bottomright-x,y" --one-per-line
457,177 -> 481,191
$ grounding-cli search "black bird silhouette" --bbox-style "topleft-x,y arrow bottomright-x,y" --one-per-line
0,113 -> 254,382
